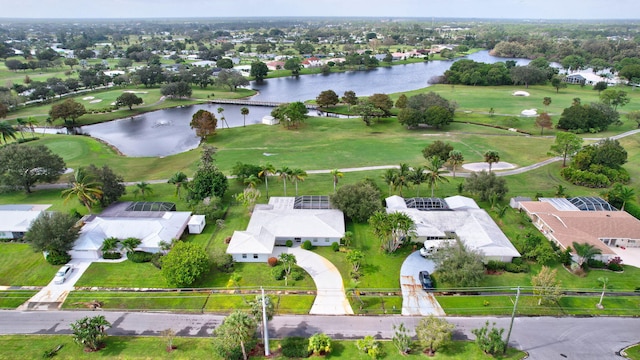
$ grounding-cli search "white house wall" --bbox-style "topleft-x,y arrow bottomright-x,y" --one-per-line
233,253 -> 270,263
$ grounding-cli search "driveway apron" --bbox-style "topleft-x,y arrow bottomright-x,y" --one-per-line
399,251 -> 445,316
273,247 -> 353,315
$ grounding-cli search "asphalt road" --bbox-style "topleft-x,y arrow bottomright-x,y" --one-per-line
1,311 -> 638,359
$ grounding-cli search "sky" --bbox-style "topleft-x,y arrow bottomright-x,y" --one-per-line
0,0 -> 640,19
1,0 -> 639,20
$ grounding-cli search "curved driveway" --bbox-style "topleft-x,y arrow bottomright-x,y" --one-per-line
272,246 -> 353,315
399,251 -> 444,316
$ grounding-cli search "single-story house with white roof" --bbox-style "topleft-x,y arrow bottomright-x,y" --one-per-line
70,202 -> 191,260
0,204 -> 51,239
385,195 -> 520,262
227,196 -> 345,262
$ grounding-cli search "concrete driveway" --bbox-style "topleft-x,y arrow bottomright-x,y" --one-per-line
272,246 -> 354,315
399,251 -> 445,316
17,259 -> 93,311
610,246 -> 640,268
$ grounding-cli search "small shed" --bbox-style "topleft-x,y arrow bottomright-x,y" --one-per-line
262,115 -> 279,125
188,215 -> 206,234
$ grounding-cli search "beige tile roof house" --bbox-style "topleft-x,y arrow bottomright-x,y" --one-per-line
518,198 -> 640,260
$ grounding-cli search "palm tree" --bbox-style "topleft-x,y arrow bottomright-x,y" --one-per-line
393,163 -> 411,197
101,237 -> 120,254
167,171 -> 188,199
572,241 -> 602,268
484,150 -> 500,173
240,107 -> 249,127
15,118 -> 26,140
121,237 -> 142,253
382,168 -> 396,197
217,107 -> 228,129
290,168 -> 308,196
62,168 -> 103,214
0,122 -> 17,144
243,174 -> 262,189
25,116 -> 36,138
330,168 -> 343,192
618,186 -> 635,211
410,166 -> 427,197
134,181 -> 153,199
258,163 -> 276,198
277,166 -> 292,196
425,156 -> 449,198
448,150 -> 465,178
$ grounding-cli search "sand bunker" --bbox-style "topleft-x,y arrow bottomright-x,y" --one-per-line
89,99 -> 103,104
124,91 -> 149,94
521,109 -> 537,116
462,161 -> 517,172
82,96 -> 95,100
512,91 -> 530,96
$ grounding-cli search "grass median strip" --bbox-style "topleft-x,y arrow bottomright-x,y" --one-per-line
0,290 -> 38,309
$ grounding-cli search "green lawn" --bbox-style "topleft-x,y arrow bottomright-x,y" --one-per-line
63,291 -> 208,312
624,343 -> 640,360
0,243 -> 59,286
0,290 -> 37,309
74,261 -> 167,288
0,335 -> 525,360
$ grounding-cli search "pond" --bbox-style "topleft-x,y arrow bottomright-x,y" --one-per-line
83,50 -> 532,157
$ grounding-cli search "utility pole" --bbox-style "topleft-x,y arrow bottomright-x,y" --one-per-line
261,287 -> 270,356
504,286 -> 521,354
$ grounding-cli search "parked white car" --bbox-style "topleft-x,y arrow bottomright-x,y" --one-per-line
419,244 -> 439,257
53,265 -> 73,285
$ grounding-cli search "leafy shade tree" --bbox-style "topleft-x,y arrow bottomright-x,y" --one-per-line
161,241 -> 210,287
0,122 -> 17,144
352,99 -> 384,126
448,150 -> 465,178
250,61 -> 269,81
70,315 -> 111,352
599,89 -> 630,111
272,102 -> 308,129
509,65 -> 547,88
422,140 -> 454,162
395,94 -> 408,109
62,168 -> 104,213
572,242 -> 602,269
549,132 -> 583,167
316,90 -> 340,109
627,110 -> 640,128
535,112 -> 553,135
115,92 -> 143,110
341,90 -> 358,111
240,107 -> 249,127
531,266 -> 562,305
543,97 -> 552,109
284,58 -> 302,75
472,321 -> 506,356
425,156 -> 449,197
190,109 -> 217,141
86,164 -> 125,207
330,181 -> 383,223
49,98 -> 86,129
330,168 -> 343,192
189,146 -> 228,201
216,69 -> 249,91
212,310 -> 257,360
483,150 -> 500,173
368,93 -> 394,117
551,75 -> 567,93
258,163 -> 276,198
593,81 -> 608,94
308,333 -> 332,356
216,58 -> 234,69
415,315 -> 455,356
464,171 -> 508,202
432,240 -> 485,287
0,144 -> 66,193
25,211 -> 80,257
168,171 -> 189,199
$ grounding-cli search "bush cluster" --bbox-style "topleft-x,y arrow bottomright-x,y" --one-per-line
285,240 -> 293,247
302,240 -> 313,250
607,257 -> 624,272
127,250 -> 153,263
46,250 -> 71,265
485,260 -> 529,273
561,167 -> 610,188
102,252 -> 122,260
272,266 -> 305,281
281,336 -> 309,358
331,242 -> 340,252
150,253 -> 163,269
268,257 -> 279,267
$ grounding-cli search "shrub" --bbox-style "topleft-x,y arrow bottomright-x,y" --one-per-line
485,260 -> 506,272
356,335 -> 382,359
308,333 -> 332,356
285,240 -> 293,247
272,265 -> 285,280
268,257 -> 279,267
302,240 -> 313,250
151,253 -> 163,269
607,257 -> 623,272
331,242 -> 340,252
102,252 -> 122,260
587,258 -> 606,269
281,336 -> 309,358
46,250 -> 71,265
291,268 -> 305,281
212,248 -> 234,273
504,262 -> 529,273
127,250 -> 153,263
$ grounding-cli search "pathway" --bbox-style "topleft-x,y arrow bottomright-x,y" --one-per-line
271,246 -> 354,315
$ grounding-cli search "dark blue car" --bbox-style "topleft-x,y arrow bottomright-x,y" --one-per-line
419,271 -> 433,290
